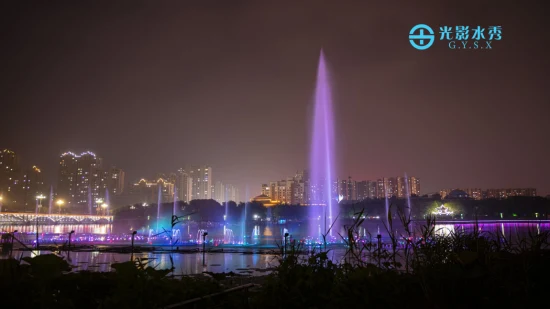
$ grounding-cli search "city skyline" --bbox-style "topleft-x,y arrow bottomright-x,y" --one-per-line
1,1 -> 548,196
0,147 -> 544,211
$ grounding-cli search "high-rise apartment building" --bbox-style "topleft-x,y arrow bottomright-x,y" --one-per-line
0,149 -> 20,207
367,181 -> 378,199
189,166 -> 212,200
262,172 -> 419,204
175,168 -> 192,203
261,184 -> 270,197
409,176 -> 420,196
336,177 -> 357,201
337,179 -> 347,199
130,178 -> 175,204
397,176 -> 421,198
0,149 -> 19,191
107,167 -> 125,195
376,179 -> 385,199
464,188 -> 482,200
376,178 -> 396,198
441,187 -> 536,200
485,188 -> 537,199
213,181 -> 225,204
356,180 -> 368,200
19,165 -> 45,209
266,172 -> 307,205
225,184 -> 239,203
57,151 -> 105,208
0,150 -> 48,211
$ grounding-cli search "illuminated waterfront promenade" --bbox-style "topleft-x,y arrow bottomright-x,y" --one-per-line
0,212 -> 113,225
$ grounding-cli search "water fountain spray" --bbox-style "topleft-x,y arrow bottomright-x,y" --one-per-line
309,49 -> 336,243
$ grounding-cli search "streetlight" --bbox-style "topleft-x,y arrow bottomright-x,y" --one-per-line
202,232 -> 208,266
56,199 -> 65,214
376,233 -> 382,268
101,203 -> 108,216
68,230 -> 75,250
10,230 -> 17,256
0,195 -> 3,212
131,231 -> 137,261
284,232 -> 289,258
95,198 -> 104,214
36,194 -> 46,213
35,194 -> 46,249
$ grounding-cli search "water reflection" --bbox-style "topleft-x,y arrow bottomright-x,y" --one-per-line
1,220 -> 549,247
2,220 -> 550,275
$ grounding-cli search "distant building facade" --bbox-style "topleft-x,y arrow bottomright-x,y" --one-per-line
212,181 -> 239,203
189,166 -> 212,200
0,149 -> 46,210
440,188 -> 537,199
261,171 -> 420,204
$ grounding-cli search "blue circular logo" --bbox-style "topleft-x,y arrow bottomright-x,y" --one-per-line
409,24 -> 434,50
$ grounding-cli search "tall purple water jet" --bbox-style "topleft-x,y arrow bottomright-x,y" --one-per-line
48,186 -> 54,214
309,50 -> 336,242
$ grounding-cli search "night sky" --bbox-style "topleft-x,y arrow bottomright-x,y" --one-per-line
1,1 -> 548,196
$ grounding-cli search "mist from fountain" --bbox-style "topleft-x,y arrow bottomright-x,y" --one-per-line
241,185 -> 249,244
252,225 -> 260,244
87,186 -> 92,215
172,228 -> 181,240
156,185 -> 162,233
173,187 -> 178,218
48,186 -> 54,214
223,225 -> 234,244
404,173 -> 412,218
224,187 -> 229,222
197,229 -> 208,244
384,181 -> 390,228
404,173 -> 414,234
241,202 -> 248,245
105,188 -> 110,216
309,50 -> 336,242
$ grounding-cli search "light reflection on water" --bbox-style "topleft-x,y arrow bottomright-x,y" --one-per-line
2,221 -> 549,275
433,222 -> 545,238
6,249 -> 283,276
2,221 -> 549,245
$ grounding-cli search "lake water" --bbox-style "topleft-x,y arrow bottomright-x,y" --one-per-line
2,219 -> 549,275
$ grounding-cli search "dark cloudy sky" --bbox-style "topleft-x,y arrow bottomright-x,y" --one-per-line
1,0 -> 548,196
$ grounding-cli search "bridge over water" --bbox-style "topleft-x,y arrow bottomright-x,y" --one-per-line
0,212 -> 113,225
